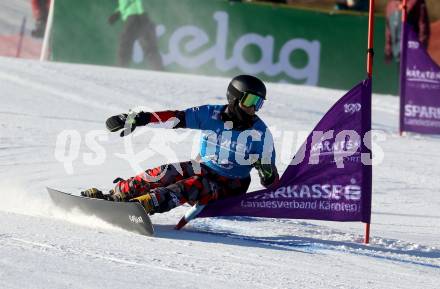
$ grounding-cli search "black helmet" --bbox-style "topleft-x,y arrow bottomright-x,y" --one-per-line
226,75 -> 266,105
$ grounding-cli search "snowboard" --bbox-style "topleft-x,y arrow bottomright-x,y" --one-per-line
47,187 -> 154,236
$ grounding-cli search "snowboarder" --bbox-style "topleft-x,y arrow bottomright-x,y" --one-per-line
82,75 -> 279,215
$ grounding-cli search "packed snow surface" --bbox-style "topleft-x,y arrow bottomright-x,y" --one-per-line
1,56 -> 439,289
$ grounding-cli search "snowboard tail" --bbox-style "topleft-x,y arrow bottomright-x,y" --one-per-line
47,187 -> 154,236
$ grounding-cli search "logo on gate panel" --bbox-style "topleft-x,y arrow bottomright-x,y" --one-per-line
344,103 -> 361,114
129,215 -> 144,224
408,41 -> 419,49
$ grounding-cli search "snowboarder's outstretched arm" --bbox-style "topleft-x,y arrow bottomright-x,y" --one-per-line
106,110 -> 187,136
106,105 -> 223,136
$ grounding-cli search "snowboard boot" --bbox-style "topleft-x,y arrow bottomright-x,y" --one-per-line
130,193 -> 158,214
81,187 -> 128,202
81,188 -> 106,199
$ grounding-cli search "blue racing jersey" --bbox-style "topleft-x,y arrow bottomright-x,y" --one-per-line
185,105 -> 276,178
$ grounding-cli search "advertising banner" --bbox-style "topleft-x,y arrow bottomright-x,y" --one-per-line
51,0 -> 397,94
200,79 -> 372,223
400,23 -> 440,135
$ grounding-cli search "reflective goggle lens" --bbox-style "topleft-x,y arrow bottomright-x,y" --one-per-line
241,93 -> 264,111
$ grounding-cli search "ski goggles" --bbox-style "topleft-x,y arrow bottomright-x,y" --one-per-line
240,93 -> 265,111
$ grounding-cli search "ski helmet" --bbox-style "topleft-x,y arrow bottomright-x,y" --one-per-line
226,75 -> 266,107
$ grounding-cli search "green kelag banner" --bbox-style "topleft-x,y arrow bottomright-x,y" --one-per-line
51,0 -> 398,94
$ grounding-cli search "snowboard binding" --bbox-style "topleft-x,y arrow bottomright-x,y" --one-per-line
81,188 -> 118,201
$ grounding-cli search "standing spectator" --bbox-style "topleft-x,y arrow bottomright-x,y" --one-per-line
31,0 -> 51,38
385,0 -> 430,62
108,0 -> 164,70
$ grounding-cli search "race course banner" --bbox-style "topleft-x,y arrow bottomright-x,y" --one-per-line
400,23 -> 440,135
199,79 -> 372,223
51,0 -> 397,95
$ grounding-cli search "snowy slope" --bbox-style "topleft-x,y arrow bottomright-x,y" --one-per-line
0,56 -> 439,289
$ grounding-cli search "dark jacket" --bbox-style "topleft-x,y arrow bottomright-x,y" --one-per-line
385,0 -> 430,60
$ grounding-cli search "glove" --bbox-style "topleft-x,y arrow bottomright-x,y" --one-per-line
106,111 -> 152,137
105,111 -> 137,137
254,160 -> 279,188
108,11 -> 120,25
